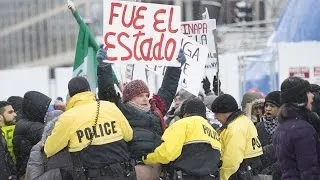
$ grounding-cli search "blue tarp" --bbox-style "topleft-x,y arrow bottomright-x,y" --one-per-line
243,0 -> 320,95
275,0 -> 320,42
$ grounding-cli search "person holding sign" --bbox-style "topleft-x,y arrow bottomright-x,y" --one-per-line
143,98 -> 221,180
211,94 -> 263,180
97,48 -> 186,180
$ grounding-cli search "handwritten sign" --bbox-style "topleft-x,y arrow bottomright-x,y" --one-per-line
181,19 -> 217,78
146,35 -> 208,95
103,0 -> 181,66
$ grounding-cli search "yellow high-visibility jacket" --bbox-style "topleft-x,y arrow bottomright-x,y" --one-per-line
219,111 -> 263,180
144,116 -> 221,175
44,92 -> 133,157
1,125 -> 15,161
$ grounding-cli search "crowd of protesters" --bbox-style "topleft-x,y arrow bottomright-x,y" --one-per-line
0,47 -> 320,180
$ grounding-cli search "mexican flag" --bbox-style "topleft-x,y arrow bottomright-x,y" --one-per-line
72,10 -> 99,92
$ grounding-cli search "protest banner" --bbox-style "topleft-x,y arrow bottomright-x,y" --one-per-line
103,0 -> 181,66
181,19 -> 217,80
146,35 -> 208,95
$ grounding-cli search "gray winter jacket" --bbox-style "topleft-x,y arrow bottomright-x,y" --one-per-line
25,110 -> 64,180
25,142 -> 62,180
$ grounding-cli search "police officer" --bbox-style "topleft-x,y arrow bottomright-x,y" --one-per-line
143,98 -> 221,180
211,94 -> 263,180
44,76 -> 136,180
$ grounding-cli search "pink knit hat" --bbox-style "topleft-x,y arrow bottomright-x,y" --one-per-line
122,80 -> 150,103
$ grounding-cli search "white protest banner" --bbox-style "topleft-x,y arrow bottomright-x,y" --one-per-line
103,0 -> 181,66
146,35 -> 208,95
181,19 -> 217,79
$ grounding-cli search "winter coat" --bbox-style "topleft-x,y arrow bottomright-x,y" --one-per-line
259,144 -> 281,180
26,142 -> 62,180
168,107 -> 221,130
256,122 -> 272,147
0,131 -> 17,180
26,110 -> 66,180
144,116 -> 221,176
218,110 -> 263,180
97,65 -> 181,159
45,92 -> 133,169
13,91 -> 51,177
273,106 -> 320,180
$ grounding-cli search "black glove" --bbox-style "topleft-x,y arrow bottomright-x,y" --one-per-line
96,45 -> 109,67
202,76 -> 211,95
212,75 -> 221,95
177,49 -> 186,67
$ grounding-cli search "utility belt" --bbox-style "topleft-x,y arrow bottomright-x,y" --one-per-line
82,160 -> 135,178
230,158 -> 261,180
168,170 -> 219,180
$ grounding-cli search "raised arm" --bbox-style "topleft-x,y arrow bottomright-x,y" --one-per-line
96,48 -> 121,105
156,50 -> 186,112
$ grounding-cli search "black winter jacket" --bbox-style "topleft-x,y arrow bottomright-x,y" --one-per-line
0,132 -> 16,180
97,65 -> 181,159
13,91 -> 51,177
256,122 -> 272,148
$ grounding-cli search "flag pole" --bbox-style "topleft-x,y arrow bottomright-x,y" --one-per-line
67,0 -> 120,86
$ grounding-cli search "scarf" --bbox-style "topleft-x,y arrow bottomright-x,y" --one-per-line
127,96 -> 167,132
126,101 -> 151,112
263,117 -> 279,136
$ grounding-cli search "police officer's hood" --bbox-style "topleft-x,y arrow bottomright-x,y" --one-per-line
22,91 -> 52,123
66,91 -> 96,111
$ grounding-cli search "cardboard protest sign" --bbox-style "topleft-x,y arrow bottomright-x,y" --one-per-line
181,19 -> 217,79
103,0 -> 181,66
1,125 -> 15,161
146,35 -> 208,95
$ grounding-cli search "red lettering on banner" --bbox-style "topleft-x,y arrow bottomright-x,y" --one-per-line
165,38 -> 176,60
153,9 -> 166,32
104,32 -> 176,61
133,31 -> 145,61
135,6 -> 147,29
122,5 -> 135,28
109,2 -> 122,25
153,34 -> 165,60
121,5 -> 147,29
105,2 -> 179,62
168,8 -> 178,33
118,32 -> 131,61
140,38 -> 153,61
104,32 -> 117,61
181,23 -> 208,34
